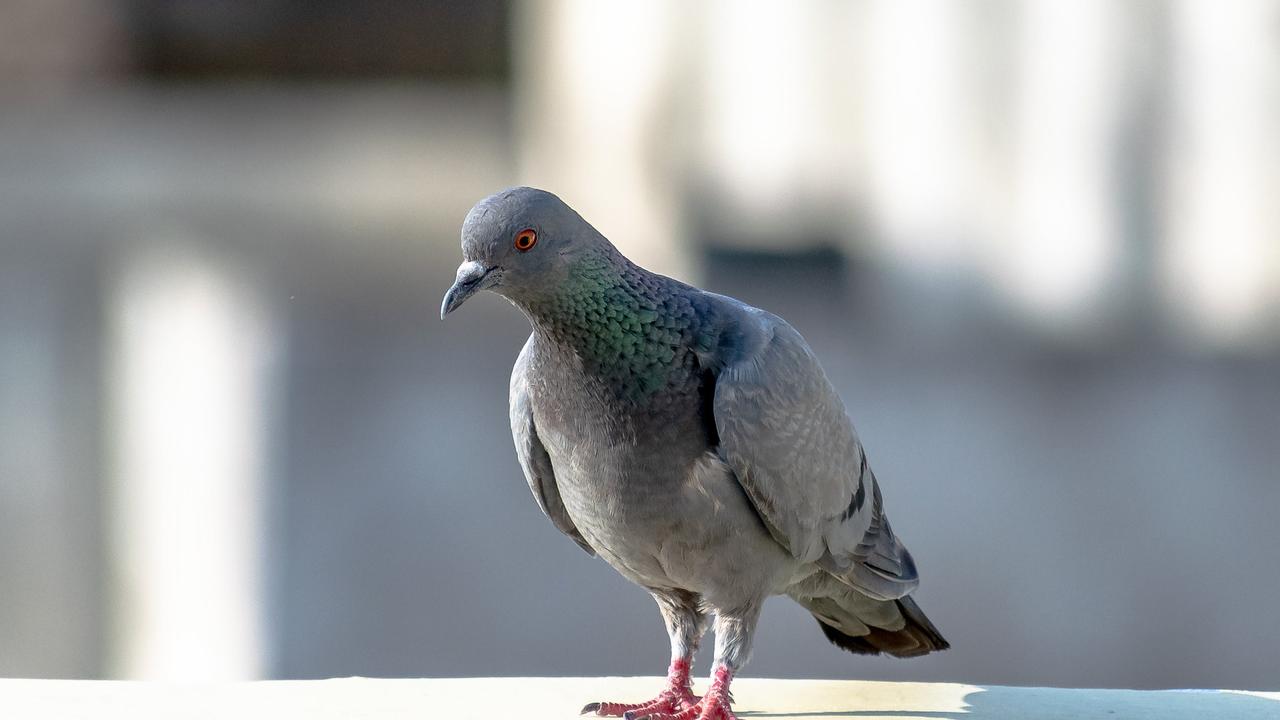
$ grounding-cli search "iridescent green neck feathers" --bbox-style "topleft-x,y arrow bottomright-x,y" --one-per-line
526,252 -> 703,399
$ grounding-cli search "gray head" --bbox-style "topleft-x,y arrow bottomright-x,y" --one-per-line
440,187 -> 609,319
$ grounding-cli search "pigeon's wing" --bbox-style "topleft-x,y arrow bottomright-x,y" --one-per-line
709,305 -> 917,600
510,336 -> 594,556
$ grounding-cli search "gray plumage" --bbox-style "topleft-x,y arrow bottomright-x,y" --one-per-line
442,187 -> 946,710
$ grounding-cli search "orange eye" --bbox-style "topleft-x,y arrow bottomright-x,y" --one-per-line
514,228 -> 538,251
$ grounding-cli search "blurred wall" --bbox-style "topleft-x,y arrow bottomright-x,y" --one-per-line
0,0 -> 1277,690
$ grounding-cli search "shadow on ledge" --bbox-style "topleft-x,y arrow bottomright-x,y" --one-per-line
740,686 -> 1280,720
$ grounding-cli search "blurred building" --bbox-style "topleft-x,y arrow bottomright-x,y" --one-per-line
0,0 -> 1277,690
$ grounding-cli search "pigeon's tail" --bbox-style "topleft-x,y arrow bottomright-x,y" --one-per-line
808,595 -> 949,658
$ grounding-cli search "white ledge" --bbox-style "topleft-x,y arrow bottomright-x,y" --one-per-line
1,677 -> 1276,719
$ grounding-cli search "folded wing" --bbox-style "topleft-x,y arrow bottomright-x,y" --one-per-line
709,305 -> 917,600
510,336 -> 594,556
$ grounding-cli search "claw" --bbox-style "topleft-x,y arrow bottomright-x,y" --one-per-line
582,703 -> 602,716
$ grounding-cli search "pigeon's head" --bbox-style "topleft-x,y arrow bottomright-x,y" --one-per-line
441,186 -> 605,318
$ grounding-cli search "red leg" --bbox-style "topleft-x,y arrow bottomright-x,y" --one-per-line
581,658 -> 699,718
639,665 -> 736,720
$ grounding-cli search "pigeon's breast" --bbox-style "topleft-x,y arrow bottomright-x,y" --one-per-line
527,334 -> 712,462
527,346 -> 797,599
530,363 -> 709,507
527,350 -> 697,560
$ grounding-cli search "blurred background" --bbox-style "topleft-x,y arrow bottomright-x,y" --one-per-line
1,0 -> 1278,692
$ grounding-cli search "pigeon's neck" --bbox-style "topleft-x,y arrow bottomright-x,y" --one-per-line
524,250 -> 703,398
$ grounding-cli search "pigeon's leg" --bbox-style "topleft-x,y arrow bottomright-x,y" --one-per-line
581,590 -> 707,718
637,604 -> 761,720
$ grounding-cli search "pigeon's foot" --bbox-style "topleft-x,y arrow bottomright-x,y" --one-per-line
580,659 -> 699,719
633,665 -> 736,720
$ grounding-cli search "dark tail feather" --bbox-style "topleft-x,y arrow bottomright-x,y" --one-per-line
815,595 -> 949,658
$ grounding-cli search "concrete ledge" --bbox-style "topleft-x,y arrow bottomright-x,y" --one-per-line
1,677 -> 1276,719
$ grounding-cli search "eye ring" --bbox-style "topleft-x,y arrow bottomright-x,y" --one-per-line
514,228 -> 538,251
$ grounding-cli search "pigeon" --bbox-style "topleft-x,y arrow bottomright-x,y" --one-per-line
441,187 -> 948,720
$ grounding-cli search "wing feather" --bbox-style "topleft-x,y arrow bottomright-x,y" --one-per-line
510,336 -> 594,555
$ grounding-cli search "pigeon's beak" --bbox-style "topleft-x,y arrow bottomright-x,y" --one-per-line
440,261 -> 493,319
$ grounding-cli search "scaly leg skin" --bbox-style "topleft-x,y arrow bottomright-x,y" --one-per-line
582,591 -> 707,718
633,664 -> 735,720
636,606 -> 759,720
